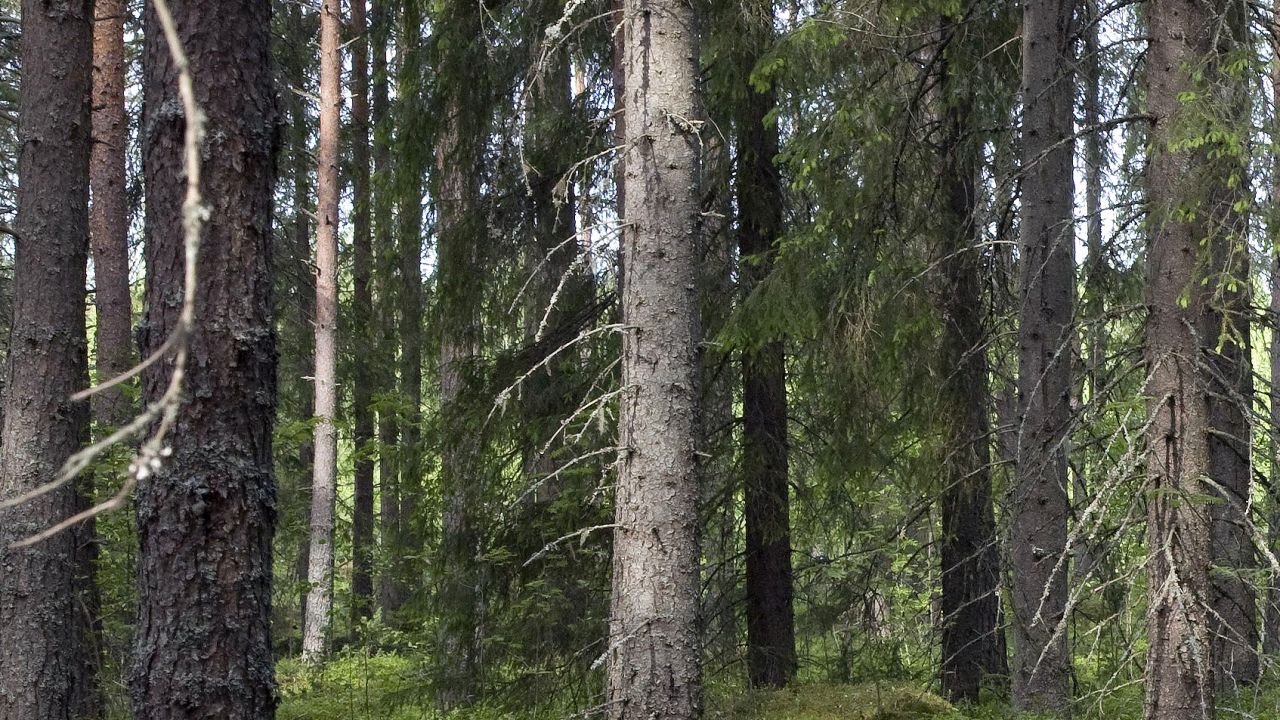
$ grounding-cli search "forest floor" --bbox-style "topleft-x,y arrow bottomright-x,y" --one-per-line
275,654 -> 1280,719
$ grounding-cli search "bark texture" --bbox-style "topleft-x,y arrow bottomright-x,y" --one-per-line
934,15 -> 1007,704
90,0 -> 134,427
132,0 -> 279,715
302,0 -> 343,662
606,0 -> 703,717
1142,0 -> 1225,715
1267,15 -> 1280,659
737,0 -> 795,689
0,0 -> 94,717
1011,0 -> 1074,713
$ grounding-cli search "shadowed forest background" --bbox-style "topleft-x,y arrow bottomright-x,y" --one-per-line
5,0 -> 1280,718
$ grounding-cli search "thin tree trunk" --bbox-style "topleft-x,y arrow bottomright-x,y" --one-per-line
606,0 -> 703,716
0,0 -> 93,717
738,0 -> 796,689
1205,0 -> 1256,690
934,14 -> 1007,704
435,0 -> 486,705
1010,0 -> 1074,713
371,0 -> 405,619
91,0 -> 133,427
1266,11 -> 1280,659
131,0 -> 279,714
1142,0 -> 1225,716
349,0 -> 376,631
302,0 -> 343,663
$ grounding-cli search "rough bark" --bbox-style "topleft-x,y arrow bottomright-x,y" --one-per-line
302,0 -> 343,662
934,16 -> 1008,704
1142,0 -> 1224,715
0,0 -> 94,717
1267,13 -> 1280,659
1010,0 -> 1074,713
606,0 -> 703,717
435,0 -> 485,705
737,1 -> 796,688
349,0 -> 376,630
90,0 -> 134,427
131,0 -> 279,715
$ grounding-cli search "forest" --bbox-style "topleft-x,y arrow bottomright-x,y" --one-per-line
3,0 -> 1280,718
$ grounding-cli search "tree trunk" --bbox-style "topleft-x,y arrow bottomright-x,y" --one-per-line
1142,0 -> 1227,716
737,1 -> 796,689
435,0 -> 486,706
349,0 -> 376,632
131,0 -> 279,715
934,15 -> 1007,704
1205,0 -> 1256,690
90,0 -> 134,427
370,0 -> 405,620
302,0 -> 343,663
0,0 -> 93,717
1266,12 -> 1280,659
606,0 -> 703,716
1010,0 -> 1074,713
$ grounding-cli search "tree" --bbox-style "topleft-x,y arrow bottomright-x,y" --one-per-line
131,0 -> 279,714
91,0 -> 134,427
349,0 -> 376,629
605,0 -> 703,716
933,10 -> 1008,704
435,0 -> 486,704
736,0 -> 796,690
1010,0 -> 1074,712
0,0 -> 94,717
1141,0 -> 1228,715
302,0 -> 343,663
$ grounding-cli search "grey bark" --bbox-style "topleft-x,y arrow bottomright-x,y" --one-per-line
302,0 -> 343,662
0,0 -> 94,717
1010,0 -> 1074,713
606,0 -> 703,717
1142,0 -> 1232,715
131,0 -> 279,714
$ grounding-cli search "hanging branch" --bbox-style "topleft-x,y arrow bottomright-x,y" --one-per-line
1,0 -> 204,548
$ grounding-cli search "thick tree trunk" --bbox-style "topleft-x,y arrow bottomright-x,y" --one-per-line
435,0 -> 485,706
737,3 -> 796,688
349,0 -> 376,630
302,0 -> 343,663
91,0 -> 134,427
0,0 -> 93,717
1142,1 -> 1227,716
606,0 -> 703,717
132,0 -> 279,715
1010,0 -> 1074,713
934,16 -> 1007,705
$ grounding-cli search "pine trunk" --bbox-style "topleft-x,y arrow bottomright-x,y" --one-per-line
606,0 -> 703,716
302,0 -> 343,662
1010,0 -> 1074,713
131,0 -> 279,715
1266,14 -> 1280,658
0,0 -> 93,717
90,0 -> 133,427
